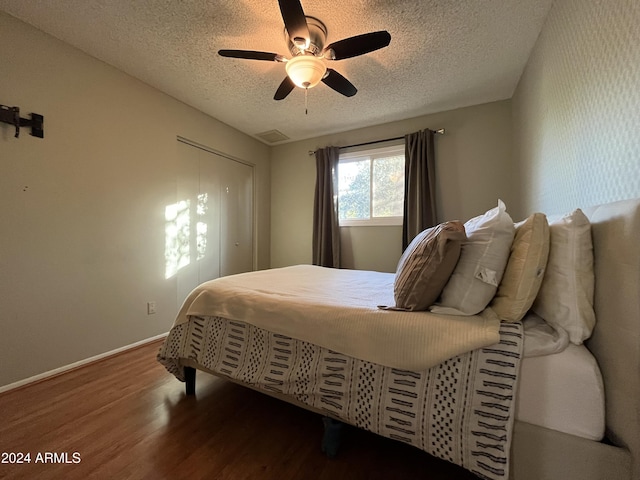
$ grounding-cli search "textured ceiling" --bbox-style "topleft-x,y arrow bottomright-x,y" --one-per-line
0,0 -> 554,144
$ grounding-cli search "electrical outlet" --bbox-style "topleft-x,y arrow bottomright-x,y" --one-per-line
147,301 -> 157,315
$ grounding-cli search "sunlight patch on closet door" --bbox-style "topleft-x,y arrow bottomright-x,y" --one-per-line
196,193 -> 209,261
164,193 -> 211,279
164,199 -> 191,279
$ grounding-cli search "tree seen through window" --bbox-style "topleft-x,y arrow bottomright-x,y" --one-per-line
338,147 -> 404,224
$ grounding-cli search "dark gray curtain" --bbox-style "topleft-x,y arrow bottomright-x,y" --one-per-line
402,129 -> 437,250
312,146 -> 340,267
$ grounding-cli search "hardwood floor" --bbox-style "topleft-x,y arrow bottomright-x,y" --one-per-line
0,340 -> 479,480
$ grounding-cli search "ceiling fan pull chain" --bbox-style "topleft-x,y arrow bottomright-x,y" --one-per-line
305,87 -> 308,115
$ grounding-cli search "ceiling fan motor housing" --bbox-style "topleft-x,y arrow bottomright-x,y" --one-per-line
286,16 -> 327,57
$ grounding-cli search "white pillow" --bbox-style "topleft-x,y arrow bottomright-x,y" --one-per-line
431,200 -> 515,316
532,208 -> 595,345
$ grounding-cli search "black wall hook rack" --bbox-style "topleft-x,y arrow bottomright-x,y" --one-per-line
0,104 -> 44,139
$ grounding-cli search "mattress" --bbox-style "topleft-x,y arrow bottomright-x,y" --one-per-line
515,343 -> 605,440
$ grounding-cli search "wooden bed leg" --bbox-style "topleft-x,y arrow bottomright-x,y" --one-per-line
321,416 -> 344,458
184,367 -> 196,395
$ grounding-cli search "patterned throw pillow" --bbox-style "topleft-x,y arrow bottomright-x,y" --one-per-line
393,221 -> 466,311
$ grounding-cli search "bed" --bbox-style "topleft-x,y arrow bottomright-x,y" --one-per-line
158,197 -> 640,480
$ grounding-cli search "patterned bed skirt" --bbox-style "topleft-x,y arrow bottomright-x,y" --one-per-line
158,315 -> 523,480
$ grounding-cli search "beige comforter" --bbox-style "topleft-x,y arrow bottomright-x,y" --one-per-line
174,265 -> 500,370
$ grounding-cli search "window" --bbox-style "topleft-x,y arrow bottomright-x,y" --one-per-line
337,143 -> 405,226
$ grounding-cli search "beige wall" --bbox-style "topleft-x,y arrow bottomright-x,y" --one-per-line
0,13 -> 270,388
339,226 -> 402,273
512,0 -> 640,217
271,100 -> 514,271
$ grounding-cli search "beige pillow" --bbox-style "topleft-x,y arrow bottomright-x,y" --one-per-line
491,213 -> 550,322
532,208 -> 595,345
393,221 -> 466,311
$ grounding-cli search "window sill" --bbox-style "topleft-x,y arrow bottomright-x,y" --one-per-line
339,217 -> 403,227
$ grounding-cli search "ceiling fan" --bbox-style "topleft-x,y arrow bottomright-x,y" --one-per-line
218,0 -> 391,101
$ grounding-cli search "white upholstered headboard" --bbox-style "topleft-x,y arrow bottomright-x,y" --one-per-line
583,198 -> 640,478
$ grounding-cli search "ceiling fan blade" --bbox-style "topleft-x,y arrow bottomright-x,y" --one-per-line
323,31 -> 391,60
218,49 -> 285,62
274,76 -> 296,100
322,69 -> 357,97
278,0 -> 310,49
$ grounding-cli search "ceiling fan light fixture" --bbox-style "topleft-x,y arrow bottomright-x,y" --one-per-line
285,55 -> 327,89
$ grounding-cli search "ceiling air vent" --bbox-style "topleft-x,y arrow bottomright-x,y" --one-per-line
255,129 -> 289,144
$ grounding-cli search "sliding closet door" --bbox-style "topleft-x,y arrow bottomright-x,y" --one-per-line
174,141 -> 201,307
197,153 -> 222,282
220,158 -> 253,277
174,139 -> 254,309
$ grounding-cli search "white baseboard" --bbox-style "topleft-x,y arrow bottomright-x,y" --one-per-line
0,333 -> 168,394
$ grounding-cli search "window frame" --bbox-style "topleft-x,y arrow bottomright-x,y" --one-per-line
337,142 -> 405,227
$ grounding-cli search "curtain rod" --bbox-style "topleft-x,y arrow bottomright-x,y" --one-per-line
307,128 -> 445,156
